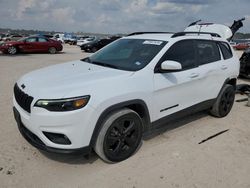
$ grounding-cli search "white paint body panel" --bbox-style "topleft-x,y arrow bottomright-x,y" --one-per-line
13,33 -> 239,150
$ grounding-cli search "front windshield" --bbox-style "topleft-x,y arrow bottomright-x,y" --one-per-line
83,39 -> 167,71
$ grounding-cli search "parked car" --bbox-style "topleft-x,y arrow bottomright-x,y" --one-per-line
2,34 -> 23,42
0,36 -> 63,55
53,33 -> 64,43
81,36 -> 121,52
0,33 -> 5,41
229,41 -> 237,48
233,43 -> 249,50
63,33 -> 77,45
77,36 -> 97,46
13,29 -> 239,162
239,48 -> 250,78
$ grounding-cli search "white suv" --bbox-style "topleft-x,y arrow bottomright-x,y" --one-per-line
13,31 -> 239,163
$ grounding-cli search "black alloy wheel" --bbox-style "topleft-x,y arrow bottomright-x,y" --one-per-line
95,109 -> 143,163
218,86 -> 235,117
210,84 -> 235,118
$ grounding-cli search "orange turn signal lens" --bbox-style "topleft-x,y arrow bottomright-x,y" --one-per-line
73,98 -> 88,108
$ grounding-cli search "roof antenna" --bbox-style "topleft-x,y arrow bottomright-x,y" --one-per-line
188,19 -> 202,27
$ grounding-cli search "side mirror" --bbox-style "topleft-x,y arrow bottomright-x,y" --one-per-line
160,60 -> 182,71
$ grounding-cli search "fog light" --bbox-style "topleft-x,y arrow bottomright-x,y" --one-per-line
43,132 -> 71,145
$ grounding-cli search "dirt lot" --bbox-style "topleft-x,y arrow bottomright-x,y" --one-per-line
0,46 -> 249,188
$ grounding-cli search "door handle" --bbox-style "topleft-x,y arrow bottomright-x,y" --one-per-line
189,73 -> 199,78
221,65 -> 228,70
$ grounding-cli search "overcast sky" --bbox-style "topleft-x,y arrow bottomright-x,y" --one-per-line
0,0 -> 250,34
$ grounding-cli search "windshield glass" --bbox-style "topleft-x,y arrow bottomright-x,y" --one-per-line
83,39 -> 167,71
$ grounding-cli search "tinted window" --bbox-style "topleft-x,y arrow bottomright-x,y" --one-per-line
164,40 -> 196,70
25,37 -> 37,42
218,42 -> 233,60
196,40 -> 221,65
38,37 -> 48,42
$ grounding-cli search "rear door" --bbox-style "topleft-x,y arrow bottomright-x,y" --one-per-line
36,37 -> 50,52
194,40 -> 224,100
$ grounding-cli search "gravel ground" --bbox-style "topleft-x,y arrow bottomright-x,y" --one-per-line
0,46 -> 249,188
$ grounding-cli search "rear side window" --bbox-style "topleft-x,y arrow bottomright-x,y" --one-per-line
164,40 -> 196,70
196,40 -> 221,65
218,42 -> 233,60
38,38 -> 48,42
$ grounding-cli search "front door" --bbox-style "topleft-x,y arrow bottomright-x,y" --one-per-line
153,40 -> 203,121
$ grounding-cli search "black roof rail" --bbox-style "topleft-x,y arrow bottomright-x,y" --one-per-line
171,32 -> 221,38
127,32 -> 173,36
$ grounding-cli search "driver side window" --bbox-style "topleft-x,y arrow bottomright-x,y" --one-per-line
163,40 -> 197,70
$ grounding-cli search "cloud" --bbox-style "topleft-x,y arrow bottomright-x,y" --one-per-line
52,7 -> 76,25
16,0 -> 36,19
151,2 -> 183,14
167,0 -> 213,5
0,0 -> 249,33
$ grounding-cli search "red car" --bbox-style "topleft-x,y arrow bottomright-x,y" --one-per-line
233,43 -> 250,50
0,36 -> 63,55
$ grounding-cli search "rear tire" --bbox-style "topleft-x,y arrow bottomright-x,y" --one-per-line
94,108 -> 143,163
210,84 -> 235,118
48,47 -> 56,54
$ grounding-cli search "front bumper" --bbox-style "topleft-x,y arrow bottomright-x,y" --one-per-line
13,107 -> 91,154
0,45 -> 8,53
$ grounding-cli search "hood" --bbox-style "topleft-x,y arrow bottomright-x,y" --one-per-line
17,60 -> 133,99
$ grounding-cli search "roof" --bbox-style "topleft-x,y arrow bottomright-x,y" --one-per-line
125,32 -> 224,42
126,33 -> 173,41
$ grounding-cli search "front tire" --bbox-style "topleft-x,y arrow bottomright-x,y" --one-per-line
210,84 -> 235,118
94,109 -> 143,163
8,46 -> 17,55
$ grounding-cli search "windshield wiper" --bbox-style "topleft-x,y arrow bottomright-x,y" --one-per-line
91,61 -> 119,69
81,58 -> 119,69
81,57 -> 92,63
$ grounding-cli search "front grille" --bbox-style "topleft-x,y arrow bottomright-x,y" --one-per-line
14,84 -> 33,113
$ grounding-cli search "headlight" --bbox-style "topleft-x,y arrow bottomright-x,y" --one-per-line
34,96 -> 90,112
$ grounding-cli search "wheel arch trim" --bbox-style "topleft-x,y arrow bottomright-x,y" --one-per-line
89,99 -> 151,147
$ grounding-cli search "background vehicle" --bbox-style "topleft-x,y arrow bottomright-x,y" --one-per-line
64,33 -> 78,45
0,33 -> 5,41
53,33 -> 64,43
77,36 -> 97,46
233,43 -> 250,50
81,36 -> 120,52
2,34 -> 23,42
239,48 -> 250,77
0,36 -> 63,55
